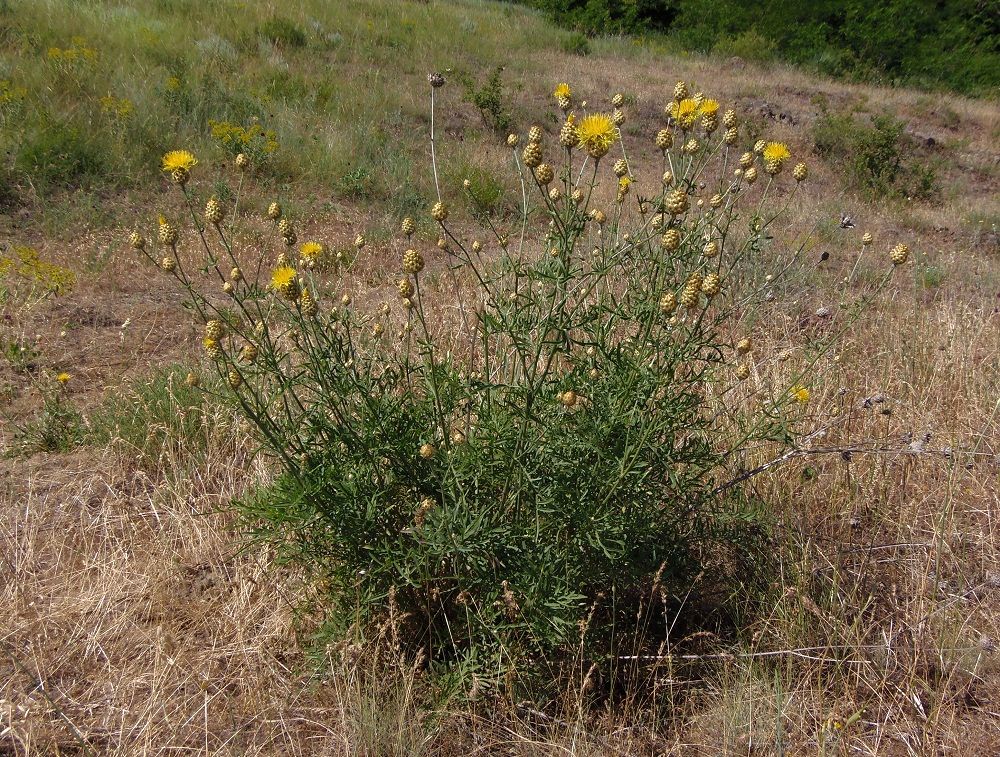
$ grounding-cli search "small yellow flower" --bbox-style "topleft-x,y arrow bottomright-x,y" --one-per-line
270,266 -> 299,300
792,385 -> 810,403
576,113 -> 618,159
161,150 -> 198,172
56,372 -> 71,384
300,241 -> 324,263
553,82 -> 571,100
669,98 -> 701,130
762,142 -> 791,164
700,98 -> 720,115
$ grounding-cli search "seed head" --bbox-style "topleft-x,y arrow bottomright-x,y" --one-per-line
267,201 -> 282,220
277,218 -> 294,238
522,141 -> 543,168
661,229 -> 681,251
228,370 -> 242,389
862,232 -> 874,246
703,240 -> 719,258
673,81 -> 689,101
739,152 -> 754,169
161,256 -> 176,272
612,108 -> 625,126
655,128 -> 673,150
710,193 -> 723,208
230,266 -> 242,281
401,217 -> 416,236
240,344 -> 258,363
354,233 -> 366,249
744,166 -> 758,184
185,372 -> 199,387
205,196 -> 225,225
723,127 -> 738,145
889,243 -> 909,266
560,390 -> 578,407
549,186 -> 562,201
507,133 -> 519,147
736,337 -> 752,354
535,163 -> 554,185
300,288 -> 318,317
701,272 -> 721,297
613,158 -> 628,177
402,249 -> 425,274
659,291 -> 677,314
723,109 -> 738,128
571,189 -> 584,205
235,152 -> 249,170
665,189 -> 689,216
701,112 -> 718,133
735,363 -> 750,381
398,277 -> 414,298
753,139 -> 766,154
611,92 -> 624,107
527,125 -> 543,144
793,162 -> 808,181
129,231 -> 145,250
223,281 -> 233,294
427,72 -> 446,88
419,443 -> 436,459
158,218 -> 178,246
558,118 -> 579,148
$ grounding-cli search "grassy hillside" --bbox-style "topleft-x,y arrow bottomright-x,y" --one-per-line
2,0 -> 999,754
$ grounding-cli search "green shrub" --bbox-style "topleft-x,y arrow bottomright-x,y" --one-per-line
460,66 -> 513,136
9,379 -> 82,455
257,16 -> 307,48
133,80 -> 905,690
560,31 -> 591,56
16,121 -> 105,190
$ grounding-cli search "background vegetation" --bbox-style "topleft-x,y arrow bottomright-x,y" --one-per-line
517,0 -> 1000,96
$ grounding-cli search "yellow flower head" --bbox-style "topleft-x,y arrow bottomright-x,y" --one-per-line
576,113 -> 618,159
670,98 -> 701,129
618,176 -> 632,191
762,142 -> 791,164
300,241 -> 324,262
553,82 -> 571,100
792,385 -> 810,403
56,372 -> 71,384
161,150 -> 198,172
700,98 -> 720,115
270,266 -> 297,291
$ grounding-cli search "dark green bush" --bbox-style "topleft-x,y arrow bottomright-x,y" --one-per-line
257,16 -> 307,48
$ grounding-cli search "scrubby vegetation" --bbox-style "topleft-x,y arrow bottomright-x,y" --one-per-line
521,0 -> 1000,96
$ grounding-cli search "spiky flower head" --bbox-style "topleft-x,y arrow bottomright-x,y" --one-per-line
744,166 -> 758,184
419,443 -> 436,460
203,337 -> 221,360
723,109 -> 738,128
736,337 -> 752,354
735,363 -> 750,381
710,193 -> 723,209
589,209 -> 606,225
702,112 -> 718,133
673,81 -> 689,101
56,371 -> 71,384
889,243 -> 909,266
158,215 -> 178,246
576,113 -> 617,159
161,256 -> 176,272
862,232 -> 874,246
129,232 -> 145,250
401,217 -> 416,236
235,152 -> 249,170
703,240 -> 719,258
669,98 -> 701,130
205,196 -> 225,225
612,108 -> 625,126
739,152 -> 754,169
613,158 -> 628,178
277,218 -> 294,238
680,273 -> 702,308
507,133 -> 519,147
527,125 -> 544,144
558,115 -> 579,148
792,385 -> 810,403
723,127 -> 738,145
682,138 -> 700,154
471,240 -> 483,253
354,233 -> 366,249
659,291 -> 677,314
300,241 -> 324,264
522,140 -> 543,168
228,370 -> 242,389
431,202 -> 448,222
161,150 -> 197,184
276,251 -> 290,268
701,272 -> 721,297
402,248 -> 424,274
763,142 -> 791,175
753,139 -> 767,154
185,372 -> 199,387
535,163 -> 554,185
660,229 -> 681,252
205,319 -> 224,341
665,189 -> 689,216
655,128 -> 673,151
427,72 -> 446,88
267,201 -> 282,220
300,288 -> 318,317
792,162 -> 808,182
611,92 -> 624,107
271,266 -> 299,300
553,82 -> 572,110
560,389 -> 578,407
398,277 -> 414,298
240,344 -> 258,363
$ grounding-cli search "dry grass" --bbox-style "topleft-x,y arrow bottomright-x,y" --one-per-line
2,1 -> 1000,754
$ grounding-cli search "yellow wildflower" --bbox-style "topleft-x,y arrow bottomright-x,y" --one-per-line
576,113 -> 618,159
161,150 -> 198,172
700,98 -> 720,115
56,372 -> 71,384
792,385 -> 810,403
762,142 -> 791,164
300,241 -> 324,263
553,82 -> 571,99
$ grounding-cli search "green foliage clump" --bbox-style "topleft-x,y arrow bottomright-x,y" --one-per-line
129,81 -> 908,689
256,16 -> 307,48
10,382 -> 82,456
461,66 -> 514,136
811,106 -> 937,200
